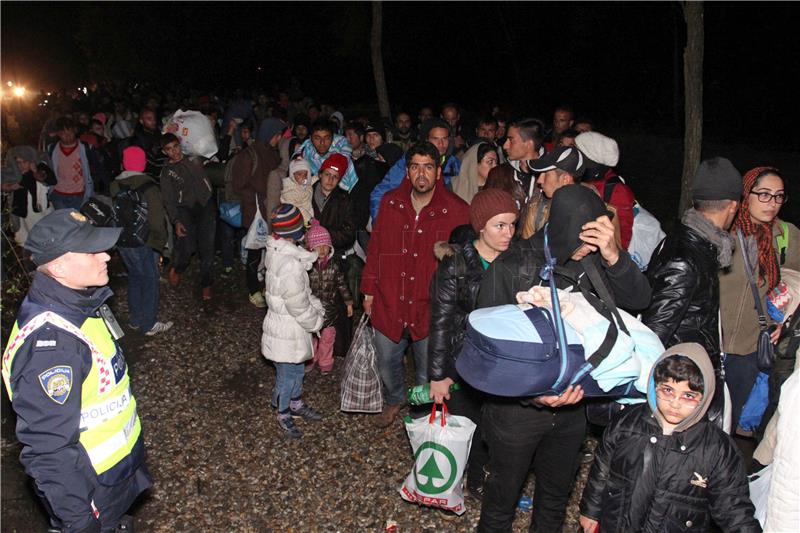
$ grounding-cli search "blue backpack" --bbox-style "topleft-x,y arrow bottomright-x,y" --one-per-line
456,224 -> 640,398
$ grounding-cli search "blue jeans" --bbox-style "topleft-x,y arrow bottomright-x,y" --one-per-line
373,329 -> 429,406
272,362 -> 305,412
118,246 -> 160,331
49,191 -> 84,211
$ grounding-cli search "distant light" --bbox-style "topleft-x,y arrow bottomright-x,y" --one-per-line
82,86 -> 88,94
12,86 -> 26,97
46,92 -> 51,96
6,81 -> 12,87
44,99 -> 49,104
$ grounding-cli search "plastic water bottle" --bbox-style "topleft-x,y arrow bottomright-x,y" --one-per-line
407,382 -> 462,405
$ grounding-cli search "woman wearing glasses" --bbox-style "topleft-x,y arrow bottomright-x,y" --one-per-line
720,166 -> 799,432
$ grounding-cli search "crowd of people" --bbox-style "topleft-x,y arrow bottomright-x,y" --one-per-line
1,85 -> 798,532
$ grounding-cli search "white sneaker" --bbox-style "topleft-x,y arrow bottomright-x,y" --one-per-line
145,321 -> 174,336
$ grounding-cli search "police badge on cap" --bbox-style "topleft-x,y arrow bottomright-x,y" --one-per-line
24,209 -> 122,266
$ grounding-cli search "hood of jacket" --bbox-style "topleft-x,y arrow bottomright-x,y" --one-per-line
647,342 -> 716,435
532,184 -> 611,265
114,170 -> 154,184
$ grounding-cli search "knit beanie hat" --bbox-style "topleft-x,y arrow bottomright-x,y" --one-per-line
691,157 -> 742,201
289,158 -> 311,181
122,146 -> 147,172
319,153 -> 349,178
575,132 -> 619,167
306,219 -> 333,250
470,188 -> 519,232
271,203 -> 305,241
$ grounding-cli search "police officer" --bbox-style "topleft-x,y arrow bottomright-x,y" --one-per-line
2,209 -> 152,532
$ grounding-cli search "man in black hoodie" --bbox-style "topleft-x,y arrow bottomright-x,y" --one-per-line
475,185 -> 651,533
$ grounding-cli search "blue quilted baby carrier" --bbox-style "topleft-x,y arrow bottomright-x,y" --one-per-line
456,224 -> 640,398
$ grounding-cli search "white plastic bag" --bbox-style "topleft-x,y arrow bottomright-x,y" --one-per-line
163,109 -> 218,158
399,404 -> 476,515
243,202 -> 269,250
748,463 -> 771,528
628,203 -> 666,271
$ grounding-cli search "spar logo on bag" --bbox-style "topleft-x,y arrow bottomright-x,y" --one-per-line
399,404 -> 476,515
413,442 -> 458,495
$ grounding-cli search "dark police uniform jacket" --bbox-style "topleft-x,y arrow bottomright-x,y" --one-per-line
2,272 -> 151,532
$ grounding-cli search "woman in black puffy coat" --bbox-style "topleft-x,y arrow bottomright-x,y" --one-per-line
426,188 -> 518,497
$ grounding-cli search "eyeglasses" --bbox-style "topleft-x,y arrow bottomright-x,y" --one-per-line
655,385 -> 702,409
750,191 -> 788,205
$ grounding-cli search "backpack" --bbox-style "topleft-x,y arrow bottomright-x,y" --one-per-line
113,182 -> 157,247
455,230 -> 649,399
80,182 -> 156,247
603,176 -> 665,271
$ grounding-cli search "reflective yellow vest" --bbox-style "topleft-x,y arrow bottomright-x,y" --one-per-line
2,311 -> 142,476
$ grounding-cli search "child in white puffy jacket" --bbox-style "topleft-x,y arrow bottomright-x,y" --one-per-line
261,203 -> 325,439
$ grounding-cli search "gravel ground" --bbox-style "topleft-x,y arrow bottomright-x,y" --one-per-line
2,255 -> 595,532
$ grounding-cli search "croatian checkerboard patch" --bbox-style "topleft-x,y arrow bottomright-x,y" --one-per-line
38,366 -> 73,405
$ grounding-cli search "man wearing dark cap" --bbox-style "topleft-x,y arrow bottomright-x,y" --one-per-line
643,157 -> 742,370
369,118 -> 461,224
474,185 -> 651,533
515,145 -> 585,237
2,209 -> 152,533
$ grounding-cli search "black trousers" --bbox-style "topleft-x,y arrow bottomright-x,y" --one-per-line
724,351 -> 760,429
174,201 -> 216,287
478,400 -> 586,533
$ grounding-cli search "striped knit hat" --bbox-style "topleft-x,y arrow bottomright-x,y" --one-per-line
271,203 -> 306,241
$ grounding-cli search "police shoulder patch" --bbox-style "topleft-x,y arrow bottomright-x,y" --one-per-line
38,366 -> 73,405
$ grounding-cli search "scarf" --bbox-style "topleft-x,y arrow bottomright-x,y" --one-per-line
681,208 -> 735,268
735,167 -> 780,290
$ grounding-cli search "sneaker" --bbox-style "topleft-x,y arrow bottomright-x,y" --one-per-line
145,321 -> 174,336
277,414 -> 302,439
128,323 -> 141,331
290,403 -> 323,421
248,291 -> 267,308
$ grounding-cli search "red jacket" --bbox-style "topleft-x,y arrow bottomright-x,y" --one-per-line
361,179 -> 469,342
587,170 -> 635,249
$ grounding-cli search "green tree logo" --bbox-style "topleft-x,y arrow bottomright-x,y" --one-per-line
413,442 -> 458,494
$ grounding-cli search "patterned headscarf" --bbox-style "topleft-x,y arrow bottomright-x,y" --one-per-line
735,166 -> 782,290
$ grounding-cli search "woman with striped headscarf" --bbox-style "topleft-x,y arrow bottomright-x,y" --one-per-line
720,166 -> 800,431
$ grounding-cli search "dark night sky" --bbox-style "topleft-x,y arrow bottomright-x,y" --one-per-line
2,1 -> 799,148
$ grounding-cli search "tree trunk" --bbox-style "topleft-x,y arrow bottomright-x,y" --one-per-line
679,1 -> 704,216
371,1 -> 391,120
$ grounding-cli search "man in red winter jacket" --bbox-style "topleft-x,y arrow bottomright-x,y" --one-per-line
576,131 -> 636,249
361,142 -> 469,428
